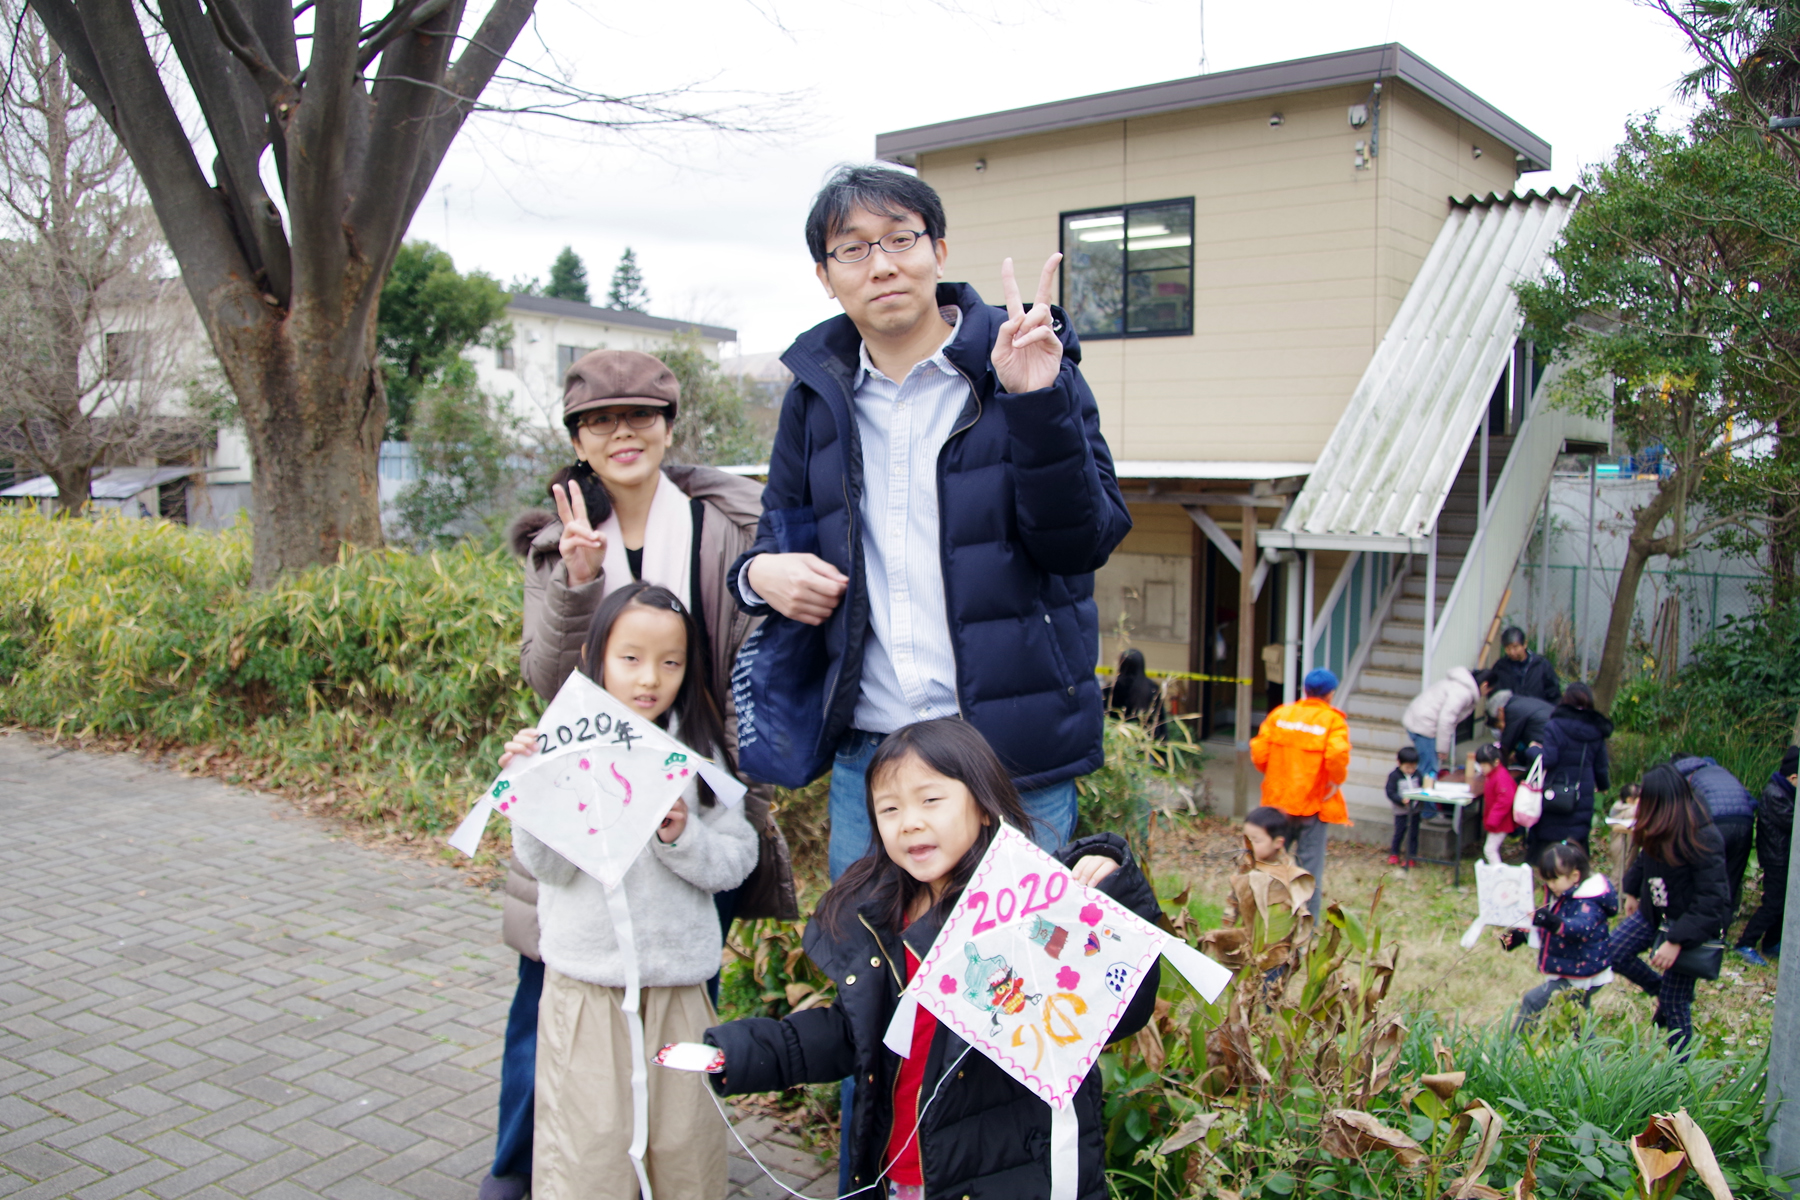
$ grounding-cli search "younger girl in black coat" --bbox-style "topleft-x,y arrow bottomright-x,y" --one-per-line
704,719 -> 1162,1200
1607,764 -> 1731,1051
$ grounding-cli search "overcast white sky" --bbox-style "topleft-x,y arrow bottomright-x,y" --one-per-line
411,0 -> 1702,355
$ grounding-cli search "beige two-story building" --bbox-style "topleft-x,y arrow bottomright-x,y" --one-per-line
879,44 -> 1609,831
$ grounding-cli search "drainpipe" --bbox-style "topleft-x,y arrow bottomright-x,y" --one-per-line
1422,526 -> 1438,691
1537,484 -> 1550,649
1283,553 -> 1300,707
1581,457 -> 1597,679
1301,550 -> 1316,679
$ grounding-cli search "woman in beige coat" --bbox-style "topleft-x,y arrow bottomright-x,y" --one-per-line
481,349 -> 794,1200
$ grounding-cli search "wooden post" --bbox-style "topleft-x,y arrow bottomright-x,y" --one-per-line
1234,505 -> 1258,818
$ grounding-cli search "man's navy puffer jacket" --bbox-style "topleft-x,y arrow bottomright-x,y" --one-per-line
1672,756 -> 1759,824
704,832 -> 1161,1200
727,282 -> 1131,790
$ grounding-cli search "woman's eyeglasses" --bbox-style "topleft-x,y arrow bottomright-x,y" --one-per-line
575,407 -> 664,434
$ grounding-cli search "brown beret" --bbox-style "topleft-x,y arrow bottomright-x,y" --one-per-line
563,349 -> 679,425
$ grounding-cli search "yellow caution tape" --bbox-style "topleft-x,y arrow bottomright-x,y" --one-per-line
1096,665 -> 1255,686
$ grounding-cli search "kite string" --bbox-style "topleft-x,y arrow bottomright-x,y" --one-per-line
705,1044 -> 974,1200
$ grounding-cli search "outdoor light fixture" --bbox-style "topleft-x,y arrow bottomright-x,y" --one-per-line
975,157 -> 987,172
1472,146 -> 1484,159
1348,104 -> 1368,128
1269,112 -> 1284,126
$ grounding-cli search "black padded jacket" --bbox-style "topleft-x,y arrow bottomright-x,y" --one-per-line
705,831 -> 1161,1200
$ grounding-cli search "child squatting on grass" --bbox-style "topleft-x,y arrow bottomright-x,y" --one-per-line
1224,806 -> 1316,938
701,719 -> 1163,1200
1500,841 -> 1616,1030
498,582 -> 758,1200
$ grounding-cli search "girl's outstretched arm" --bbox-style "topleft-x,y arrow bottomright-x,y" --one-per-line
704,1004 -> 857,1097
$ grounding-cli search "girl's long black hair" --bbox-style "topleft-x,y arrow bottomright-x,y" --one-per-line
818,719 -> 1044,937
1633,763 -> 1713,867
581,581 -> 730,807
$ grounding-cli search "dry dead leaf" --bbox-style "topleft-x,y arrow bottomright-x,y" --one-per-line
1632,1111 -> 1732,1200
1444,1179 -> 1506,1200
1134,1022 -> 1167,1072
1159,1110 -> 1219,1155
1319,1109 -> 1426,1167
1422,1071 -> 1467,1102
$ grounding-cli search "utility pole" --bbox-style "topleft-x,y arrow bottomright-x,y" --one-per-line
1233,505 -> 1257,818
1767,724 -> 1800,1175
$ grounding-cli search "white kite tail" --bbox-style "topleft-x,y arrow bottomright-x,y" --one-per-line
601,883 -> 654,1200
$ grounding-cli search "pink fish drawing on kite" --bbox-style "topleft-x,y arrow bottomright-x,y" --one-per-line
551,758 -> 634,834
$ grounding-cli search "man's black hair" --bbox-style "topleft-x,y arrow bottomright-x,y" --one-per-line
805,164 -> 947,264
1472,667 -> 1494,688
1397,745 -> 1420,764
1501,626 -> 1527,647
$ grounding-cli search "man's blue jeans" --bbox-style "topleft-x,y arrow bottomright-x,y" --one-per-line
828,728 -> 1080,1192
826,729 -> 1078,880
492,955 -> 543,1181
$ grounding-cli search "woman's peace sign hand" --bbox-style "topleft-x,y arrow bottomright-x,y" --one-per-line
552,481 -> 607,586
991,252 -> 1064,395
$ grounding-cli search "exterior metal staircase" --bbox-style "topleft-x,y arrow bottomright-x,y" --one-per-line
1339,434 -> 1514,828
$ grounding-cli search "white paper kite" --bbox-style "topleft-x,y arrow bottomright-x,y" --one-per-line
1458,860 -> 1540,949
883,825 -> 1230,1110
446,670 -> 745,890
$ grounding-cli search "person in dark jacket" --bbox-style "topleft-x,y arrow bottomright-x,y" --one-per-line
1488,627 -> 1563,704
1104,648 -> 1167,737
1501,841 -> 1617,1029
1526,683 -> 1613,860
729,166 -> 1131,882
1737,745 -> 1799,965
705,721 -> 1160,1200
1490,689 -> 1556,767
1608,764 -> 1732,1050
1672,754 -> 1758,921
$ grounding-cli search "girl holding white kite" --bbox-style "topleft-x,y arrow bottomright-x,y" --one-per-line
700,719 -> 1161,1200
498,581 -> 757,1200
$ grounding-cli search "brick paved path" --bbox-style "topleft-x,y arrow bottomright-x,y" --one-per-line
0,734 -> 834,1199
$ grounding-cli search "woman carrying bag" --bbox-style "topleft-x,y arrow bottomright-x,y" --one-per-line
1528,682 -> 1613,862
1607,763 -> 1731,1051
481,350 -> 796,1200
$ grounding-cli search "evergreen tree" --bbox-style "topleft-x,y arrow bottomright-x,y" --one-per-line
545,247 -> 590,303
376,241 -> 511,438
607,247 -> 651,312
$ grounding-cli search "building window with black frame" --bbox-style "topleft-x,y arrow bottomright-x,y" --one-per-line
1059,199 -> 1194,339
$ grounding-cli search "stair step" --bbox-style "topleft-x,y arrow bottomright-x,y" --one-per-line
1345,692 -> 1410,721
1380,620 -> 1424,647
1358,667 -> 1421,697
1368,644 -> 1423,671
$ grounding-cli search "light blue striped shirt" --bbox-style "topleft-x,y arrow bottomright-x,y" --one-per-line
849,309 -> 967,733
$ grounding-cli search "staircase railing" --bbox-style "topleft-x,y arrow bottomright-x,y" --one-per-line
1303,551 -> 1401,703
1424,390 -> 1566,682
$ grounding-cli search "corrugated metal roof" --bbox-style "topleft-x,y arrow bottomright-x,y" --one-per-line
1274,189 -> 1578,543
0,466 -> 210,500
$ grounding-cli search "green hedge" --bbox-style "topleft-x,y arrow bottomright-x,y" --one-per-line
0,509 -> 537,831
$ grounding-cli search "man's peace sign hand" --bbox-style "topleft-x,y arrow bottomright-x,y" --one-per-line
991,253 -> 1064,395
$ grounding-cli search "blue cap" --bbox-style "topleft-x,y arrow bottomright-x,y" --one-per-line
1303,668 -> 1338,697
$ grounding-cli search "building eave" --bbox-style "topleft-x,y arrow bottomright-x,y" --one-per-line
875,43 -> 1550,173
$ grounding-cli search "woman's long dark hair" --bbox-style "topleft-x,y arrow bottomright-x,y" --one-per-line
1633,763 -> 1713,867
1559,681 -> 1597,712
818,719 -> 1044,936
547,458 -> 613,525
1109,648 -> 1160,719
581,581 -> 731,806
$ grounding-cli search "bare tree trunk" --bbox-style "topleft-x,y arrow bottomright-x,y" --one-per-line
1593,483 -> 1680,711
207,289 -> 386,583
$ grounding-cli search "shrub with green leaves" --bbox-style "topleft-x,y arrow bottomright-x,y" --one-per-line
0,508 -> 537,831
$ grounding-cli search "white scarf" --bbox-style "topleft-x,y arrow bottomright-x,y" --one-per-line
597,470 -> 694,607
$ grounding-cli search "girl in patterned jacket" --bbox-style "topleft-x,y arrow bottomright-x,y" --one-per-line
1502,841 -> 1616,1029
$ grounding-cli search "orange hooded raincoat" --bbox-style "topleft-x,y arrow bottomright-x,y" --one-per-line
1250,695 -> 1352,825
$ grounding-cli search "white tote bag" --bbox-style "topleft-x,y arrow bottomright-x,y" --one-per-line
1513,755 -> 1545,828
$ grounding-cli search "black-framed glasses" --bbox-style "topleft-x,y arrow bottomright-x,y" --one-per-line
575,406 -> 663,434
825,230 -> 928,264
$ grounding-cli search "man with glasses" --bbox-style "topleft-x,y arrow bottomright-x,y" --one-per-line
732,164 -> 1130,875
